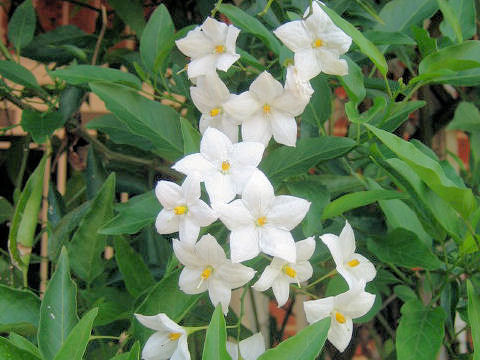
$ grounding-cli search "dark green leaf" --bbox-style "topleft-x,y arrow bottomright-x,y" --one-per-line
364,31 -> 416,46
59,86 -> 84,123
8,0 -> 36,50
0,337 -> 39,360
21,110 -> 64,143
85,146 -> 107,200
0,285 -> 40,335
0,60 -> 40,89
376,0 -> 438,34
38,248 -> 79,360
467,280 -> 480,359
108,0 -> 145,38
202,304 -> 231,360
0,197 -> 13,224
302,75 -> 331,128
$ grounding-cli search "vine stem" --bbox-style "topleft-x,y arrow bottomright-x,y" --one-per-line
257,0 -> 275,16
211,0 -> 224,17
305,269 -> 337,289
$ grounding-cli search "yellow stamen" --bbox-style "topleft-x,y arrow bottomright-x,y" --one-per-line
169,332 -> 182,341
347,259 -> 360,267
335,311 -> 346,324
263,104 -> 271,114
221,160 -> 230,172
174,206 -> 187,215
215,45 -> 225,53
201,266 -> 213,280
312,38 -> 323,48
256,216 -> 267,226
210,107 -> 221,117
283,265 -> 297,278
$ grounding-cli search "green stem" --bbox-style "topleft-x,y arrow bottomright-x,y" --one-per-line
258,0 -> 275,16
305,269 -> 337,289
15,140 -> 30,192
249,287 -> 261,332
389,263 -> 413,285
90,335 -> 121,341
211,0 -> 224,17
237,285 -> 249,343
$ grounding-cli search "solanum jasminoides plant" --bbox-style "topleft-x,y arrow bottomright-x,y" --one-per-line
1,0 -> 480,359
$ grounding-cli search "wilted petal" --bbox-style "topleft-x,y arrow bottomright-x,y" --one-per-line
303,1 -> 332,34
230,226 -> 260,263
296,237 -> 316,262
267,195 -> 310,231
328,317 -> 353,353
242,114 -> 272,146
259,226 -> 296,263
196,234 -> 226,266
242,170 -> 275,217
215,200 -> 253,230
218,262 -> 255,288
155,181 -> 183,209
249,71 -> 284,103
304,296 -> 335,324
273,21 -> 311,52
155,209 -> 180,234
239,333 -> 265,360
208,278 -> 232,314
272,278 -> 291,307
179,267 -> 207,294
270,110 -> 298,147
172,153 -> 215,180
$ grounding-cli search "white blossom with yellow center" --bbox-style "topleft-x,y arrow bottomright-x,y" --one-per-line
155,176 -> 217,244
273,1 -> 352,79
304,281 -> 375,352
173,234 -> 255,315
173,128 -> 265,204
175,17 -> 240,79
253,237 -> 315,307
215,171 -> 310,263
134,313 -> 190,360
321,221 -> 376,287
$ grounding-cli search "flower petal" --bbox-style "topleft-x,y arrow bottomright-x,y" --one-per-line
259,227 -> 296,263
205,172 -> 236,203
216,53 -> 240,72
230,226 -> 260,263
155,209 -> 180,235
295,261 -> 313,282
226,342 -> 239,360
179,217 -> 200,245
273,21 -> 311,52
201,17 -> 228,44
249,71 -> 284,103
242,113 -> 272,146
239,333 -> 265,360
208,278 -> 232,314
188,200 -> 217,226
196,234 -> 226,266
320,233 -> 344,268
267,195 -> 310,231
176,27 -> 211,58
179,267 -> 207,294
223,92 -> 260,122
336,286 -> 376,319
231,141 -> 265,168
252,262 -> 282,292
273,90 -> 308,117
155,181 -> 183,209
225,24 -> 241,53
303,296 -> 335,324
187,54 -> 217,78
217,262 -> 255,288
135,313 -> 184,333
296,237 -> 316,262
171,335 -> 191,360
182,176 -> 201,203
242,170 -> 275,217
200,127 -> 233,164
346,253 -> 377,284
172,239 -> 199,267
172,153 -> 215,180
316,49 -> 348,76
142,331 -> 177,360
272,278 -> 291,307
328,317 -> 353,353
215,199 -> 253,230
339,221 -> 356,256
294,49 -> 321,81
270,110 -> 298,147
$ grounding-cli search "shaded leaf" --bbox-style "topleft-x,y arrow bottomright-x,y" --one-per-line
0,60 -> 40,89
202,305 -> 231,360
0,285 -> 40,336
467,280 -> 480,360
0,337 -> 39,360
8,0 -> 36,51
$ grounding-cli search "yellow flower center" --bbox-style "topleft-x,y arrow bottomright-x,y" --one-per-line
210,107 -> 221,117
347,259 -> 360,267
283,265 -> 297,278
215,45 -> 225,53
312,38 -> 323,48
169,332 -> 182,341
221,160 -> 230,172
335,311 -> 346,324
174,205 -> 188,215
201,266 -> 213,280
263,104 -> 271,114
256,216 -> 267,226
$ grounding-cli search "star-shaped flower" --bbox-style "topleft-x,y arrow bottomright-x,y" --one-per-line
173,234 -> 255,314
134,313 -> 190,360
253,237 -> 315,307
155,176 -> 217,244
176,17 -> 240,79
173,127 -> 264,203
215,171 -> 310,263
226,333 -> 266,360
273,1 -> 352,79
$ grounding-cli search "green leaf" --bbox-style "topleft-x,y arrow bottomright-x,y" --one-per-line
260,137 -> 355,184
365,124 -> 476,218
68,174 -> 115,283
85,146 -> 107,200
302,75 -> 331,128
0,285 -> 40,335
436,0 -> 463,43
0,337 -> 39,360
202,304 -> 231,360
467,280 -> 480,360
8,333 -> 41,359
133,271 -> 202,343
21,110 -> 64,143
114,236 -> 155,298
439,0 -> 476,42
51,65 -> 142,89
364,30 -> 416,46
319,3 -> 388,76
367,228 -> 443,270
140,4 -> 175,74
411,26 -> 437,58
396,300 -> 445,360
375,100 -> 426,133
376,0 -> 438,34
0,196 -> 13,223
219,4 -> 282,55
108,0 -> 145,38
8,0 -> 36,51
338,57 -> 365,104
53,308 -> 98,360
90,82 -> 183,161
180,118 -> 201,155
59,86 -> 84,123
100,191 -> 161,235
38,247 -> 79,360
322,190 -> 408,219
447,101 -> 480,132
0,60 -> 40,89
258,318 -> 330,360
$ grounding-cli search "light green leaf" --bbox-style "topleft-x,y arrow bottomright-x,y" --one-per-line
8,333 -> 41,359
68,174 -> 115,283
436,0 -> 463,43
258,318 -> 330,360
447,101 -> 480,132
0,285 -> 40,336
21,110 -> 64,143
338,57 -> 365,104
322,190 -> 408,220
202,304 -> 231,360
411,26 -> 437,58
467,280 -> 480,360
8,0 -> 36,51
38,247 -> 79,360
439,0 -> 476,42
367,228 -> 443,270
0,60 -> 40,89
53,308 -> 98,360
365,124 -> 476,218
396,300 -> 445,360
180,118 -> 201,155
376,0 -> 438,34
0,196 -> 13,224
0,337 -> 39,360
108,0 -> 145,38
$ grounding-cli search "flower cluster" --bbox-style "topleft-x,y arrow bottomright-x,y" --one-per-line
135,2 -> 376,359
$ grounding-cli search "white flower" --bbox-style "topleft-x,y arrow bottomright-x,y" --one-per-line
135,313 -> 190,360
285,65 -> 314,108
321,221 -> 376,287
226,333 -> 266,360
253,237 -> 315,307
175,17 -> 240,79
215,171 -> 310,263
223,71 -> 307,147
173,234 -> 255,314
303,282 -> 375,352
190,73 -> 240,143
173,127 -> 264,204
273,1 -> 352,79
155,176 -> 217,244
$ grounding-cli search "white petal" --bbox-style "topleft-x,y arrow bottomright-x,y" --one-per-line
230,166 -> 260,195
142,332 -> 177,360
172,239 -> 199,267
216,53 -> 240,72
187,54 -> 217,78
201,17 -> 228,44
181,176 -> 201,203
231,141 -> 265,168
239,333 -> 265,360
303,2 -> 333,34
134,313 -> 183,333
226,342 -> 239,360
273,21 -> 312,52
223,92 -> 261,122
205,172 -> 236,203
316,49 -> 348,76
171,336 -> 191,360
272,278 -> 291,307
345,254 -> 377,283
296,237 -> 316,262
270,111 -> 298,147
172,154 -> 215,180
249,71 -> 284,103
252,262 -> 282,292
303,297 -> 335,324
336,287 -> 376,319
273,89 -> 308,117
217,262 -> 255,288
320,233 -> 344,268
199,115 -> 239,144
178,217 -> 200,245
294,49 -> 321,81
201,73 -> 230,105
176,27 -> 211,58
179,267 -> 207,294
295,261 -> 313,282
242,170 -> 275,217
225,24 -> 241,54
285,65 -> 314,101
241,114 -> 272,146
208,278 -> 232,314
259,226 -> 296,263
339,221 -> 356,256
188,200 -> 217,226
230,226 -> 260,263
155,181 -> 183,209
215,200 -> 253,230
328,317 -> 353,353
267,195 -> 310,231
190,85 -> 214,114
200,127 -> 233,164
155,209 -> 180,235
196,234 -> 226,266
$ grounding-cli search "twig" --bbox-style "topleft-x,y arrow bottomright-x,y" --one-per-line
91,5 -> 108,66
